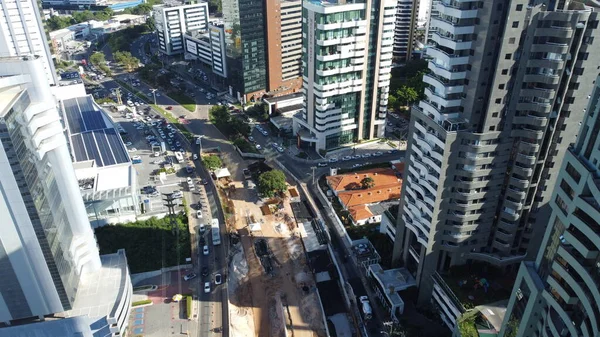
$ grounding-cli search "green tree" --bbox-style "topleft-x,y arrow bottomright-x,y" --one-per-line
387,93 -> 398,110
360,176 -> 375,189
230,118 -> 250,137
258,170 -> 287,198
45,16 -> 73,30
145,17 -> 156,31
396,85 -> 419,107
89,52 -> 106,66
131,3 -> 153,14
202,155 -> 222,171
209,105 -> 230,126
113,51 -> 140,72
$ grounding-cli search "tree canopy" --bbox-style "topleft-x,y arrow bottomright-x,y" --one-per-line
45,9 -> 114,30
202,155 -> 222,172
258,170 -> 287,198
360,177 -> 375,189
89,52 -> 106,66
113,51 -> 140,72
209,105 -> 230,126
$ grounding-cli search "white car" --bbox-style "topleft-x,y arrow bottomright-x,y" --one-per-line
329,158 -> 338,163
203,245 -> 209,255
131,155 -> 141,161
154,152 -> 160,157
255,144 -> 262,150
125,142 -> 133,146
196,210 -> 202,218
204,282 -> 210,293
128,148 -> 137,152
215,274 -> 222,285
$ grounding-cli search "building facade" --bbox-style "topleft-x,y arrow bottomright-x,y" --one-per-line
293,0 -> 395,151
265,0 -> 303,96
0,56 -> 102,323
222,0 -> 267,102
498,78 -> 600,337
393,0 -> 418,61
184,20 -> 228,78
0,0 -> 57,86
392,0 -> 600,330
154,2 -> 209,56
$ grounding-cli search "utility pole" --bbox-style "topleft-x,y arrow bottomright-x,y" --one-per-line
163,192 -> 182,296
150,88 -> 158,105
310,166 -> 317,185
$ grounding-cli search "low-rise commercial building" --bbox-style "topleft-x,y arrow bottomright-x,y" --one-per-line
61,95 -> 139,227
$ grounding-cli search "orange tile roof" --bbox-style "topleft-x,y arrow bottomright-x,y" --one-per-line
288,187 -> 299,198
349,205 -> 374,222
337,184 -> 402,208
326,168 -> 400,192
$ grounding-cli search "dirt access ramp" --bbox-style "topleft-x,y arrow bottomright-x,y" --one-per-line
231,187 -> 326,337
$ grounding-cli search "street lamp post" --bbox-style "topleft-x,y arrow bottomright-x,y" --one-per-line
149,88 -> 157,105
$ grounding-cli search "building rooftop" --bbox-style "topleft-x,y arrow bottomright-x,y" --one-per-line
278,103 -> 304,114
64,250 -> 129,321
0,85 -> 24,118
62,95 -> 130,167
348,204 -> 373,222
337,184 -> 401,208
263,92 -> 303,104
327,168 -> 401,192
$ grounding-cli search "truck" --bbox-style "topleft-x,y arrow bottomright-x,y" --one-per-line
174,151 -> 184,163
211,218 -> 221,246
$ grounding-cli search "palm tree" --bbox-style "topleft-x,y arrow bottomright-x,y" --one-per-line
360,177 -> 375,189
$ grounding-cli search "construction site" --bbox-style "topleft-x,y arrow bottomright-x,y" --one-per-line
224,166 -> 327,337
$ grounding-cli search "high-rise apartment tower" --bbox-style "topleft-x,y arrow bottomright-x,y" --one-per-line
0,0 -> 57,85
265,0 -> 303,96
293,0 -> 395,151
392,0 -> 600,328
499,77 -> 600,337
393,0 -> 418,61
154,2 -> 210,56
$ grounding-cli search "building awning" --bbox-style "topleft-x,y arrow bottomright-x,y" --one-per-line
214,168 -> 231,179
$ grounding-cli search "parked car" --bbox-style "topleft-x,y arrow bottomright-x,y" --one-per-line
166,106 -> 173,110
215,274 -> 222,285
203,245 -> 209,255
204,282 -> 210,293
360,296 -> 372,320
317,162 -> 328,167
196,210 -> 202,218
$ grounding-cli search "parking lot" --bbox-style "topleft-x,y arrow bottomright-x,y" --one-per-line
107,104 -> 197,215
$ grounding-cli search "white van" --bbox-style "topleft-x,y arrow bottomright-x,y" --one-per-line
359,296 -> 372,320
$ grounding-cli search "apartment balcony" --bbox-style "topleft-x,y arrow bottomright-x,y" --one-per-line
512,165 -> 533,178
514,114 -> 548,128
515,153 -> 537,166
516,101 -> 552,114
523,73 -> 561,85
425,92 -> 460,113
428,62 -> 468,80
313,78 -> 362,93
497,220 -> 517,232
422,74 -> 465,96
511,127 -> 544,140
492,239 -> 511,251
316,65 -> 361,77
494,230 -> 514,242
316,53 -> 341,62
534,26 -> 574,39
429,17 -> 475,35
436,2 -> 478,18
562,229 -> 598,260
317,19 -> 367,31
518,139 -> 540,153
503,199 -> 523,211
509,176 -> 530,189
530,42 -> 569,54
526,58 -> 564,70
316,35 -> 364,47
427,48 -> 470,68
430,31 -> 473,50
546,275 -> 578,305
520,87 -> 556,100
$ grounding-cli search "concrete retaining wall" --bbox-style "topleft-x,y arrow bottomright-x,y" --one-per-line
235,146 -> 266,159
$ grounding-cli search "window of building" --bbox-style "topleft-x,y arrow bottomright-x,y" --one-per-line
509,37 -> 516,44
505,53 -> 512,60
559,180 -> 575,199
502,69 -> 508,75
565,162 -> 581,183
489,126 -> 496,131
499,84 -> 505,89
512,21 -> 519,28
495,98 -> 502,104
555,195 -> 568,215
492,112 -> 499,117
516,4 -> 523,11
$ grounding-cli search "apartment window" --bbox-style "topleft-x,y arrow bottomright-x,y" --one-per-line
574,67 -> 584,75
499,84 -> 505,89
495,98 -> 502,104
502,69 -> 508,75
489,126 -> 496,131
578,52 -> 589,60
512,21 -> 519,28
505,53 -> 512,60
555,195 -> 568,215
566,163 -> 581,183
583,36 -> 594,45
568,82 -> 580,90
492,112 -> 498,117
565,97 -> 575,104
509,37 -> 516,44
588,20 -> 599,29
516,4 -> 523,11
560,180 -> 575,199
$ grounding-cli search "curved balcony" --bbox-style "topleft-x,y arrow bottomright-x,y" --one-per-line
523,73 -> 560,85
519,140 -> 540,152
526,58 -> 564,70
424,87 -> 462,108
542,291 -> 579,337
427,48 -> 470,68
419,100 -> 460,127
512,165 -> 533,178
430,17 -> 475,35
531,42 -> 569,54
423,74 -> 465,96
428,62 -> 468,80
520,87 -> 556,100
509,176 -> 530,189
436,2 -> 478,19
430,31 -> 473,50
515,153 -> 537,166
516,101 -> 552,114
511,127 -> 544,140
534,27 -> 574,39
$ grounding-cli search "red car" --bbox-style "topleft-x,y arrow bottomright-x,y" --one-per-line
166,106 -> 173,110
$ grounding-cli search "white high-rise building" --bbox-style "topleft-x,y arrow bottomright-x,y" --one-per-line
154,2 -> 210,56
393,0 -> 417,62
293,0 -> 395,151
0,0 -> 57,86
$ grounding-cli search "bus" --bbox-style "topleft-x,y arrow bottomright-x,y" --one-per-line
211,218 -> 221,246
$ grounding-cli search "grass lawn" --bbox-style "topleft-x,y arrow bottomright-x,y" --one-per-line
94,215 -> 191,273
167,91 -> 196,112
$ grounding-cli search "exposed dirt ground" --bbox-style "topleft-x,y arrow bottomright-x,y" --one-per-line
229,186 -> 326,337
